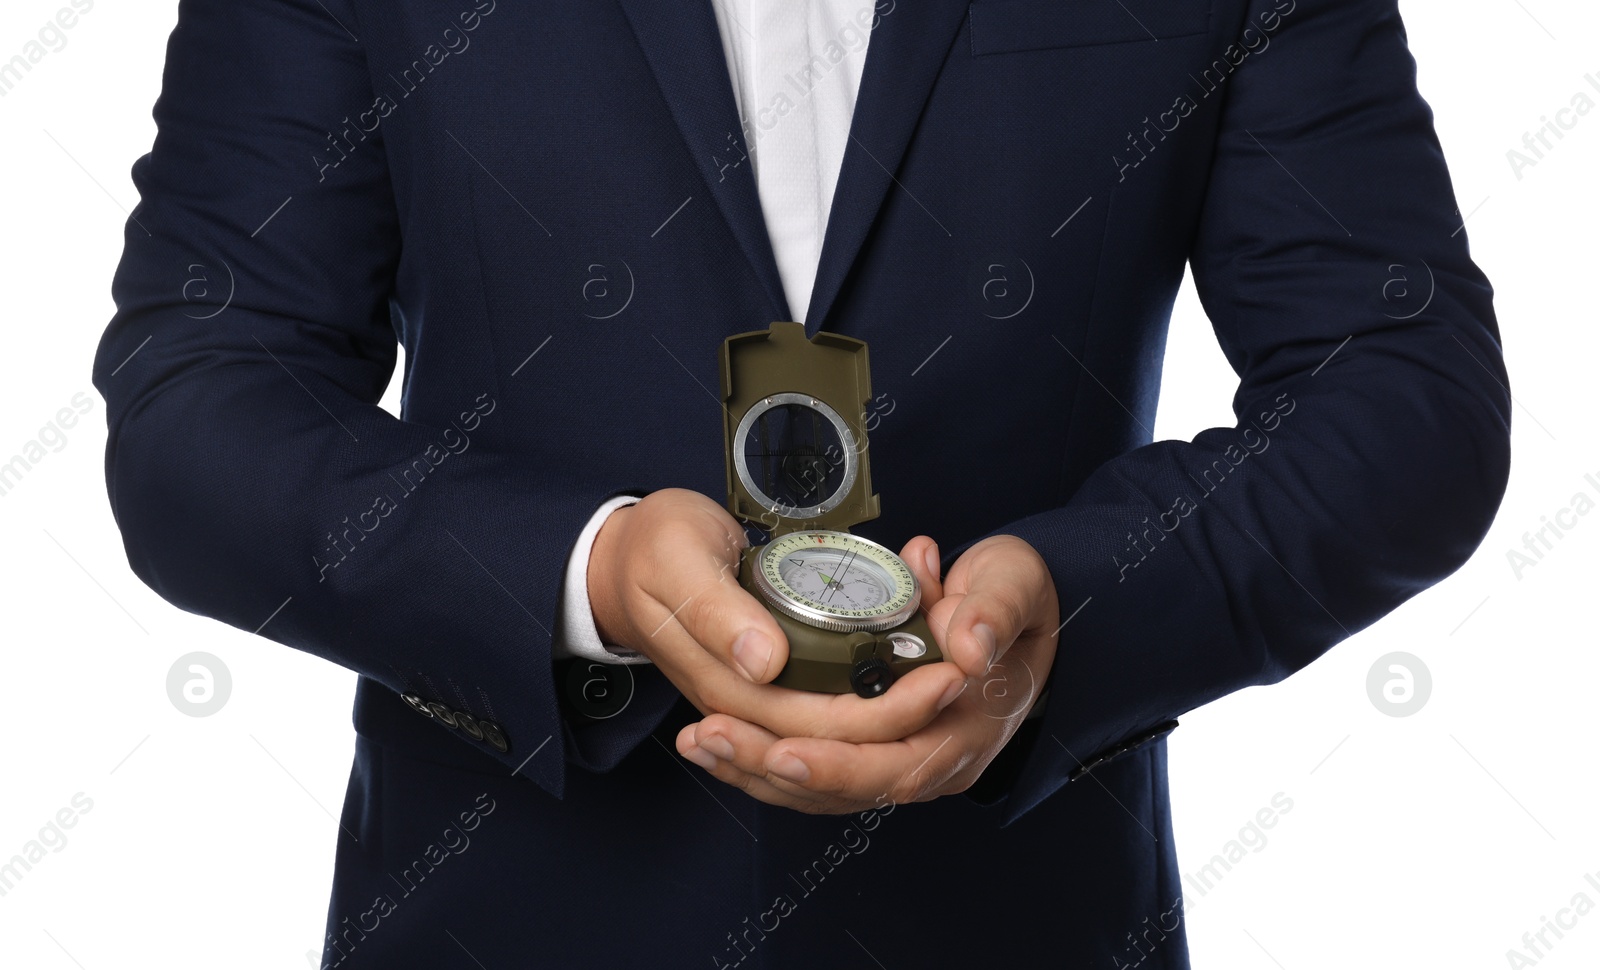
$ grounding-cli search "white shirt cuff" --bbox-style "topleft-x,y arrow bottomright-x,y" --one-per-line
554,493 -> 653,665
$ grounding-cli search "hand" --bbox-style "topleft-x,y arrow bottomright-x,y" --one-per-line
587,488 -> 968,744
672,533 -> 1060,813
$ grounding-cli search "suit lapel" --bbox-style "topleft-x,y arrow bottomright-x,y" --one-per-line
615,0 -> 793,321
616,0 -> 972,333
804,0 -> 972,334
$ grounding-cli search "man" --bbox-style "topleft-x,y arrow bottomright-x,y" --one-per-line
93,0 -> 1509,965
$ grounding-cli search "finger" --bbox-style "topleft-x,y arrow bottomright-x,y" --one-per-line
673,720 -> 832,813
690,712 -> 977,809
760,724 -> 978,808
899,534 -> 944,605
677,717 -> 891,815
941,537 -> 1051,678
921,590 -> 962,672
687,713 -> 819,788
692,654 -> 970,745
689,713 -> 900,814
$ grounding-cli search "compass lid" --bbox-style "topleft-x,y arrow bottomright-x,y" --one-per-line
720,322 -> 880,536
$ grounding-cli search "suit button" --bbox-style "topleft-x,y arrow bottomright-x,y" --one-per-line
426,701 -> 458,728
479,719 -> 509,753
564,660 -> 634,720
401,693 -> 433,717
1067,720 -> 1180,781
454,711 -> 485,741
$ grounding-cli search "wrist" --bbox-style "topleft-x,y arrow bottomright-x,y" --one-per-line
587,501 -> 634,648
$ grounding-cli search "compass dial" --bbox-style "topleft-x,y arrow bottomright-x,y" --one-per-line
754,531 -> 920,632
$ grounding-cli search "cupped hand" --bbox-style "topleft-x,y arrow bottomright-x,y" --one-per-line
587,488 -> 969,744
672,533 -> 1061,813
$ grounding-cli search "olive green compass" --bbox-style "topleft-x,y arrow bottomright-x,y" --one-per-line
720,322 -> 943,697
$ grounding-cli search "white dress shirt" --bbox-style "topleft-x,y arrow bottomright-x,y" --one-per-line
554,0 -> 878,664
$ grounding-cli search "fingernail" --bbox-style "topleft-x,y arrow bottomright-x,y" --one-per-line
731,630 -> 773,682
699,734 -> 734,761
770,753 -> 810,783
684,746 -> 718,771
937,679 -> 967,711
923,541 -> 940,579
973,623 -> 997,672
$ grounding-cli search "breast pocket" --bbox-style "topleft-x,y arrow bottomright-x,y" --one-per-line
968,0 -> 1211,55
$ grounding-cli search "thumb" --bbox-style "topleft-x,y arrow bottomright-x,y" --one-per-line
611,490 -> 792,684
673,543 -> 792,685
941,538 -> 1048,679
899,534 -> 944,606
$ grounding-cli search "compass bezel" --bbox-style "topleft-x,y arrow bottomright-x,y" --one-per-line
752,530 -> 921,633
732,392 -> 861,520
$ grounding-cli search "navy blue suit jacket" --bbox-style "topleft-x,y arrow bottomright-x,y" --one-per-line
94,0 -> 1509,965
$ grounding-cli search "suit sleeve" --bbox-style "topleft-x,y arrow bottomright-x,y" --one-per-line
959,0 -> 1512,824
91,0 -> 634,798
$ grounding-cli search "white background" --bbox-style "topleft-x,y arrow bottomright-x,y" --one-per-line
0,1 -> 1594,967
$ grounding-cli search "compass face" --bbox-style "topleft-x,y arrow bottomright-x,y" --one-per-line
754,531 -> 919,632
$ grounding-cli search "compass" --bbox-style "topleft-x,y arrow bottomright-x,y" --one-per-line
756,531 -> 919,632
720,322 -> 942,697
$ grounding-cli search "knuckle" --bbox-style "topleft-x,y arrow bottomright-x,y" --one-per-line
688,589 -> 745,643
709,554 -> 741,587
945,769 -> 978,796
801,698 -> 847,741
652,516 -> 700,554
893,755 -> 956,805
675,587 -> 718,637
698,713 -> 738,738
809,767 -> 853,800
877,708 -> 923,744
886,769 -> 922,805
639,531 -> 681,579
975,591 -> 1029,646
697,679 -> 732,713
806,715 -> 844,744
888,777 -> 924,805
1002,593 -> 1031,637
